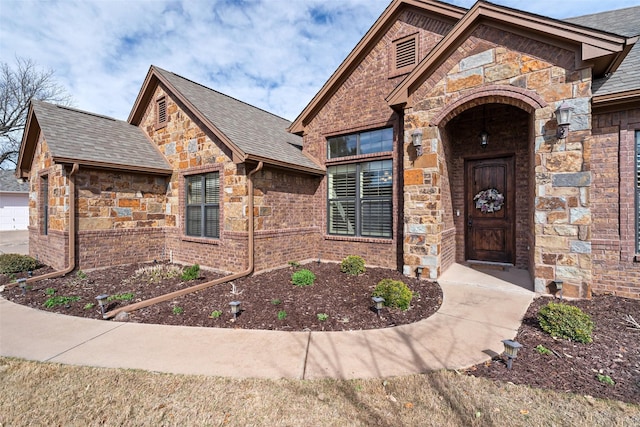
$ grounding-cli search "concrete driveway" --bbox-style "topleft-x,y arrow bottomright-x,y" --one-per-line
0,230 -> 29,255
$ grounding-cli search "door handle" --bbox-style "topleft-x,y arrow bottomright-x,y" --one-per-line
468,217 -> 473,228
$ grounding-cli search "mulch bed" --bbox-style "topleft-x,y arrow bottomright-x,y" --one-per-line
0,261 -> 442,331
2,262 -> 639,403
466,295 -> 640,404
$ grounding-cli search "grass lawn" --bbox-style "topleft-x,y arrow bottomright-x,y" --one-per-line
1,357 -> 637,426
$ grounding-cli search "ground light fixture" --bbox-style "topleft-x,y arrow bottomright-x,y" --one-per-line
416,266 -> 424,280
96,294 -> 109,318
555,101 -> 573,139
412,129 -> 423,156
230,301 -> 241,320
17,278 -> 27,295
502,339 -> 523,370
553,279 -> 564,300
372,296 -> 385,317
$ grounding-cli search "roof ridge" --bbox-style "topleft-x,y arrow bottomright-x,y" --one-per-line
152,66 -> 292,124
34,100 -> 118,122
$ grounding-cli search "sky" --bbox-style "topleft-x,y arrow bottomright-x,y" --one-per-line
1,0 -> 639,122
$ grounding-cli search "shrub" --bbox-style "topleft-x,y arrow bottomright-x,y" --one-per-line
537,302 -> 594,343
291,269 -> 315,286
340,255 -> 366,275
43,295 -> 80,308
181,264 -> 200,281
277,310 -> 287,320
0,254 -> 38,274
372,279 -> 413,311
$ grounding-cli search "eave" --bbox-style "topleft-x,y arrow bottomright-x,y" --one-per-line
52,157 -> 173,176
245,154 -> 325,176
387,1 -> 635,109
288,0 -> 466,135
16,104 -> 38,179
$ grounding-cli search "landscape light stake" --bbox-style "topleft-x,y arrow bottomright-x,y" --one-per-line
372,296 -> 385,317
17,278 -> 27,295
416,266 -> 424,280
96,294 -> 109,318
502,339 -> 522,370
27,270 -> 33,278
230,301 -> 241,320
553,280 -> 564,300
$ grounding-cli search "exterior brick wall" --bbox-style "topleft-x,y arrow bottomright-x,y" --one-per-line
77,228 -> 165,269
29,227 -> 67,270
590,107 -> 640,299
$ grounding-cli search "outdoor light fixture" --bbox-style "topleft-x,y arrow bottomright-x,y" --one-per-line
27,270 -> 33,278
553,279 -> 564,300
230,301 -> 241,320
479,130 -> 489,149
502,339 -> 523,370
372,296 -> 385,317
412,129 -> 423,156
17,278 -> 27,295
416,266 -> 424,280
96,294 -> 109,318
555,101 -> 573,139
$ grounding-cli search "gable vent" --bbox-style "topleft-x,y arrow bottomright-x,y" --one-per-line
395,37 -> 416,70
157,97 -> 167,124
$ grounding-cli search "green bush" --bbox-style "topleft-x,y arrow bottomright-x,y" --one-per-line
537,302 -> 594,343
291,269 -> 316,286
372,279 -> 413,311
0,254 -> 38,274
181,264 -> 200,281
340,255 -> 366,275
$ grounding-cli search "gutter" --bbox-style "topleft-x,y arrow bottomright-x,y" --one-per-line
7,163 -> 79,288
102,161 -> 264,319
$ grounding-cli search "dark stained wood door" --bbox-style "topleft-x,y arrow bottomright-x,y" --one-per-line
465,156 -> 515,264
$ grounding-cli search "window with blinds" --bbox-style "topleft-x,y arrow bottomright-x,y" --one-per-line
186,172 -> 220,238
328,160 -> 392,238
636,131 -> 640,252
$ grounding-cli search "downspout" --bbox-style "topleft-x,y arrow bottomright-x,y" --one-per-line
103,161 -> 263,319
8,163 -> 79,288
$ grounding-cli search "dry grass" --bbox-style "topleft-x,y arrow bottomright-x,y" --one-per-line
1,357 -> 638,426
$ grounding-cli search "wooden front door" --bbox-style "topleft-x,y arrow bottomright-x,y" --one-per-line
465,156 -> 515,264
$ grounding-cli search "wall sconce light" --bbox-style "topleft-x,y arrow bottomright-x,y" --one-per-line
555,101 -> 573,139
230,301 -> 241,320
479,130 -> 489,149
416,266 -> 424,280
96,294 -> 109,318
372,296 -> 385,317
502,339 -> 523,370
412,129 -> 423,156
553,279 -> 563,300
17,278 -> 27,295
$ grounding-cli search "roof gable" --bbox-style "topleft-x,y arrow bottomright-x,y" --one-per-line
288,0 -> 466,134
129,66 -> 324,175
387,1 -> 636,108
17,100 -> 172,178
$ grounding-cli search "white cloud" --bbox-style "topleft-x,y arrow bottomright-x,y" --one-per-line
1,0 -> 636,121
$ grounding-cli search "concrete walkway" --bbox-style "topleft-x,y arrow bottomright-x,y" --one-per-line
0,263 -> 534,379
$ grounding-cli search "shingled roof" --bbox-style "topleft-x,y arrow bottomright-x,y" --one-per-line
565,6 -> 640,98
20,101 -> 172,175
130,66 -> 324,175
0,170 -> 29,193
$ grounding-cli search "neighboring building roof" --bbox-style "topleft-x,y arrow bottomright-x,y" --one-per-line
130,66 -> 324,175
566,6 -> 640,101
18,101 -> 172,176
0,170 -> 29,193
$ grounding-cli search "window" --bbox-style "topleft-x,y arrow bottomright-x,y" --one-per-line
636,131 -> 640,252
186,172 -> 220,238
41,175 -> 48,235
156,96 -> 167,126
328,128 -> 393,159
328,160 -> 393,238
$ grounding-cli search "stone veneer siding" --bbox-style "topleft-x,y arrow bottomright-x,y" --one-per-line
590,107 -> 640,299
404,24 -> 594,296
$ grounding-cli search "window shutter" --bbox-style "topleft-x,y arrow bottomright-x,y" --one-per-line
395,37 -> 416,70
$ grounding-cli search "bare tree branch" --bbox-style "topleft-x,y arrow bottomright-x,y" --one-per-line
0,57 -> 72,169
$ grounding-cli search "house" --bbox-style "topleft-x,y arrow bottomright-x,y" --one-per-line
0,170 -> 29,231
17,0 -> 640,299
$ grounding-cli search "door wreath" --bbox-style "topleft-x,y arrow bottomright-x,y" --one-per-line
473,188 -> 505,213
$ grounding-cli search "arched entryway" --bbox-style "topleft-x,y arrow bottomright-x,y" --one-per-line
442,102 -> 534,272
